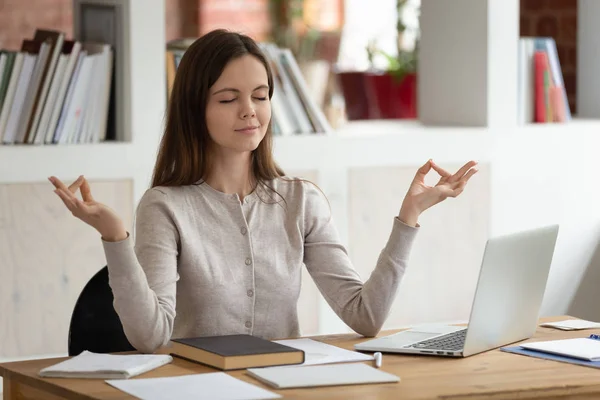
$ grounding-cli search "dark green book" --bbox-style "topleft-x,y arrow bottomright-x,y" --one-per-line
168,334 -> 305,370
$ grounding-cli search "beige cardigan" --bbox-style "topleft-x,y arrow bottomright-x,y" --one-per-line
102,178 -> 418,353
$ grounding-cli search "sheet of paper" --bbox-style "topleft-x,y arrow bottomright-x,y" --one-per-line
247,363 -> 400,389
272,338 -> 373,366
540,319 -> 600,331
107,372 -> 281,400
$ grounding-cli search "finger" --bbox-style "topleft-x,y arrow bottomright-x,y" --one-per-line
49,176 -> 76,194
49,176 -> 80,203
414,160 -> 432,181
440,183 -> 464,199
54,189 -> 77,211
48,176 -> 67,190
80,178 -> 95,202
449,179 -> 470,197
68,175 -> 85,194
430,160 -> 451,178
449,160 -> 478,182
461,167 -> 478,183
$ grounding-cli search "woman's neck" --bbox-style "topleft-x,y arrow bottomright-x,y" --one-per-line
203,152 -> 255,202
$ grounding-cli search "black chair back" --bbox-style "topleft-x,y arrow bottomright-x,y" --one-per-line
68,266 -> 135,356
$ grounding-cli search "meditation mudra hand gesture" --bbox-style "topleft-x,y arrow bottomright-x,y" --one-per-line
398,159 -> 478,226
48,175 -> 127,242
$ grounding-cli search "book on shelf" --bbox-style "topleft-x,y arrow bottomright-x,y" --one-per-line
166,333 -> 305,371
0,28 -> 114,146
165,38 -> 333,136
518,36 -> 571,125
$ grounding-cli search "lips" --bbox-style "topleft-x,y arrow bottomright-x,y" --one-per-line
235,126 -> 259,132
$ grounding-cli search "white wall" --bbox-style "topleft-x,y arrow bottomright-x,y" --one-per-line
490,124 -> 600,322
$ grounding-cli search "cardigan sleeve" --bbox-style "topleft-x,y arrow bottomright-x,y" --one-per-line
101,188 -> 180,353
302,182 -> 418,337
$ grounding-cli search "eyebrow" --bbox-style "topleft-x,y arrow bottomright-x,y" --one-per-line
212,85 -> 269,95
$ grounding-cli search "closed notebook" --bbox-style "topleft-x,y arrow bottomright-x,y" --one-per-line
520,337 -> 600,361
38,351 -> 173,379
246,363 -> 400,389
168,334 -> 305,370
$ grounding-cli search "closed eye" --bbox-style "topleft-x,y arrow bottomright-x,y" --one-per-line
219,97 -> 267,104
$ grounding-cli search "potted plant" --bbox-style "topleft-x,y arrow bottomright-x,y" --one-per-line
364,0 -> 419,119
337,0 -> 419,120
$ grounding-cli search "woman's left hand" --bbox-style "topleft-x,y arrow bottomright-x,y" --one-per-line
398,159 -> 478,226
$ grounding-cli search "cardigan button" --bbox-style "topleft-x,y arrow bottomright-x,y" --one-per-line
245,257 -> 252,266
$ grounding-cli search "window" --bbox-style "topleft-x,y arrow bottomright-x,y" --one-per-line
337,0 -> 420,70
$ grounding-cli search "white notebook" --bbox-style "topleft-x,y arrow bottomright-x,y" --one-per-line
540,319 -> 600,331
246,363 -> 400,389
39,351 -> 173,379
520,338 -> 600,361
107,372 -> 281,400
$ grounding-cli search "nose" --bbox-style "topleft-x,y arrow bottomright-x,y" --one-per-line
240,101 -> 256,119
241,108 -> 256,119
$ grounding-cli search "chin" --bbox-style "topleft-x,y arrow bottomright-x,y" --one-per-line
233,140 -> 261,153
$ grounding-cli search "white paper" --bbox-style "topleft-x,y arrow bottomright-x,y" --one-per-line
272,338 -> 374,366
107,372 -> 281,400
38,351 -> 173,379
247,363 -> 400,389
540,319 -> 600,331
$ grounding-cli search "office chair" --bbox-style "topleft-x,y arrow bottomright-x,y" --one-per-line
68,265 -> 135,356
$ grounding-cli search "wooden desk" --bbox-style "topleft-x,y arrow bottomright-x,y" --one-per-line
2,316 -> 600,400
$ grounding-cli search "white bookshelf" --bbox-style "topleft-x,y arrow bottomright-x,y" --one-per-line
0,0 -> 165,203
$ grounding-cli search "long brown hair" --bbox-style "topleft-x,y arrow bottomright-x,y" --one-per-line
151,29 -> 285,189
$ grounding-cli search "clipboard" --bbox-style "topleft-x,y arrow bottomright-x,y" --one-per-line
501,334 -> 600,370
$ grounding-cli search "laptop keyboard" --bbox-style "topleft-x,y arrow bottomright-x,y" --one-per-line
408,329 -> 467,351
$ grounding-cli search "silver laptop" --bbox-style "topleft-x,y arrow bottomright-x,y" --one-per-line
355,224 -> 559,358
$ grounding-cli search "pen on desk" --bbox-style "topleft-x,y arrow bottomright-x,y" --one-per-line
374,352 -> 382,368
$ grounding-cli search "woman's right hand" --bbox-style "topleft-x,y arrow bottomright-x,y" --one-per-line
49,175 -> 128,242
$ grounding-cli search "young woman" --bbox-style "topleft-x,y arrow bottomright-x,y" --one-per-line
49,29 -> 477,354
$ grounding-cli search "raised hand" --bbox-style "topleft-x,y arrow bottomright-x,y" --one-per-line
48,175 -> 128,242
398,160 -> 478,226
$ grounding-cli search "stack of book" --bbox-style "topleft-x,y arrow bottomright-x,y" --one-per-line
0,29 -> 114,145
166,39 -> 332,136
517,36 -> 571,125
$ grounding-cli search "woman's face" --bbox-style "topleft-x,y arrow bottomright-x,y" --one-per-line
205,54 -> 271,156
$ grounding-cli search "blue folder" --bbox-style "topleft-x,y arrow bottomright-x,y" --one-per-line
501,346 -> 600,370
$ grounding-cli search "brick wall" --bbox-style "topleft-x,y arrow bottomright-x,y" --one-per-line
0,0 -> 269,50
521,0 -> 578,113
0,0 -> 73,50
198,0 -> 270,41
166,0 -> 199,41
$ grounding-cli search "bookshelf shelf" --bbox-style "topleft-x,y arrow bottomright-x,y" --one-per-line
6,113 -> 598,186
0,142 -> 135,184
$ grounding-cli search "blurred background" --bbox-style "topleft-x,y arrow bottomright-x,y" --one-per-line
0,0 -> 579,135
